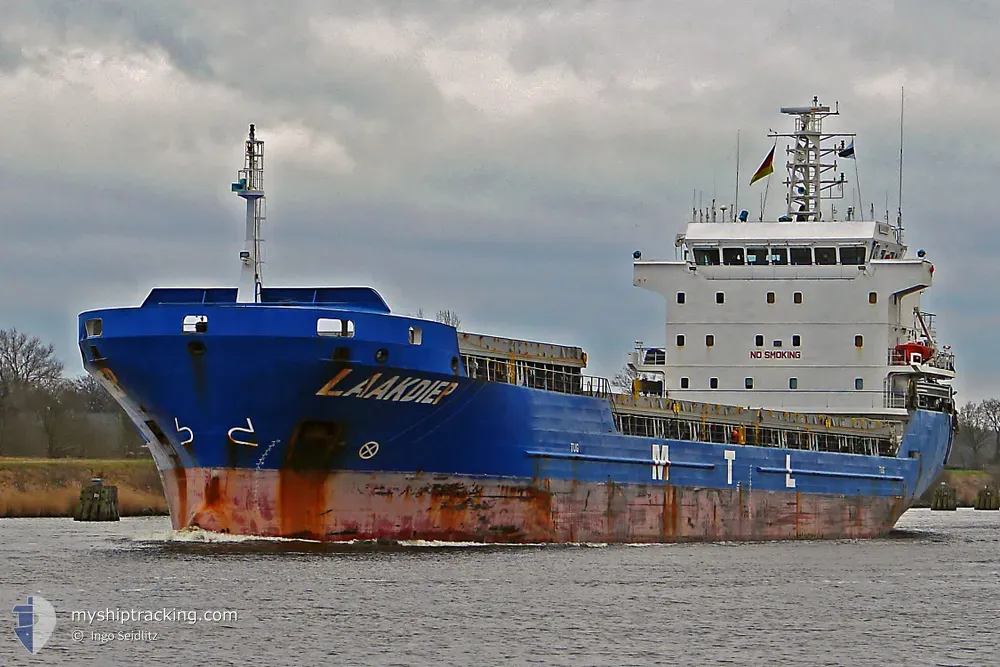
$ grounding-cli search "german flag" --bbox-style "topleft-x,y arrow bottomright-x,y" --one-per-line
749,145 -> 775,185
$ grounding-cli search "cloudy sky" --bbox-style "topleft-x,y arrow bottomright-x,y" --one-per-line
1,0 -> 997,402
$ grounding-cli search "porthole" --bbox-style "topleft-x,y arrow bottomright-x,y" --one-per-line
375,348 -> 389,363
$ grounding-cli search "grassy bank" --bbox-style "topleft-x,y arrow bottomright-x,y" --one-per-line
0,457 -> 167,518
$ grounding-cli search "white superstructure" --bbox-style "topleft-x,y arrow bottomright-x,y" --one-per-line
631,99 -> 954,417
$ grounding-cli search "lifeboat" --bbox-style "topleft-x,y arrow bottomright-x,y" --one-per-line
894,341 -> 933,365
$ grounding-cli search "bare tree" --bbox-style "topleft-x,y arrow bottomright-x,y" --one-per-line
0,328 -> 64,454
435,309 -> 461,329
979,398 -> 1000,464
611,363 -> 638,392
0,328 -> 64,389
69,374 -> 119,413
959,402 -> 991,469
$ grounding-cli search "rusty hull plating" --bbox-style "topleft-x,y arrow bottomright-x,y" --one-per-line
163,468 -> 905,543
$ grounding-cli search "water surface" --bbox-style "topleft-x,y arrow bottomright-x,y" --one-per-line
2,509 -> 998,666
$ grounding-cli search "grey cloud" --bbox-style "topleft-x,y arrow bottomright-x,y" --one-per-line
0,0 -> 997,403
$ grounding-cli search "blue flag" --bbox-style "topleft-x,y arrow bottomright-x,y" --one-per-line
838,141 -> 855,159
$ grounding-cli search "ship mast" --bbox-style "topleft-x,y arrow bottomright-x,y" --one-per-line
232,124 -> 266,302
769,97 -> 853,221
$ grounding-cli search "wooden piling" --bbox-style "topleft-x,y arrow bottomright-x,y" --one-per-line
930,483 -> 957,511
73,478 -> 120,521
974,486 -> 1000,511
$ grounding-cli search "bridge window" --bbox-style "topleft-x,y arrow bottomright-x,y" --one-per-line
676,334 -> 685,347
680,377 -> 689,389
855,378 -> 864,390
793,291 -> 803,304
694,248 -> 720,265
792,334 -> 801,347
789,377 -> 798,389
722,247 -> 745,265
814,247 -> 837,265
855,334 -> 864,348
755,334 -> 764,347
869,292 -> 878,304
747,247 -> 769,265
408,327 -> 423,345
710,377 -> 719,389
676,292 -> 686,304
716,292 -> 725,304
840,246 -> 867,265
773,340 -> 782,347
744,377 -> 754,390
769,248 -> 788,265
317,318 -> 355,337
705,334 -> 715,347
766,291 -> 775,304
790,248 -> 812,265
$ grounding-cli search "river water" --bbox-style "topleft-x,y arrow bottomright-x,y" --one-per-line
1,509 -> 998,666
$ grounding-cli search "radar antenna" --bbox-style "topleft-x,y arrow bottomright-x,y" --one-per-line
232,124 -> 266,303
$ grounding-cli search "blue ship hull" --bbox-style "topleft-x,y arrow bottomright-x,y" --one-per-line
78,289 -> 954,542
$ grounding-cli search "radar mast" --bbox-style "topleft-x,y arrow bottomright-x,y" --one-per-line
232,124 -> 266,302
770,97 -> 853,222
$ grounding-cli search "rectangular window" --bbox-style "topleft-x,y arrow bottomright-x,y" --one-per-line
745,377 -> 754,390
789,377 -> 798,390
746,247 -> 769,265
792,334 -> 801,347
705,334 -> 715,347
840,246 -> 867,265
755,334 -> 764,347
408,327 -> 423,345
814,247 -> 837,265
676,334 -> 685,347
769,248 -> 788,265
84,318 -> 103,337
710,377 -> 719,389
694,248 -> 720,265
766,291 -> 775,304
722,247 -> 745,265
716,292 -> 725,304
790,247 -> 812,265
855,334 -> 864,348
772,340 -> 782,347
868,292 -> 877,304
677,292 -> 686,304
793,291 -> 803,304
855,378 -> 864,390
317,318 -> 355,337
680,377 -> 690,389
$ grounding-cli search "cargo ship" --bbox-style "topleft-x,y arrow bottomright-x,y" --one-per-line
79,100 -> 956,542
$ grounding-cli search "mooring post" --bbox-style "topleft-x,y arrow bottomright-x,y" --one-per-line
930,482 -> 957,511
974,486 -> 1000,511
73,477 -> 120,521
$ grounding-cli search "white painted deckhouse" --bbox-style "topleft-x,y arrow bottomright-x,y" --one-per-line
631,98 -> 955,417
